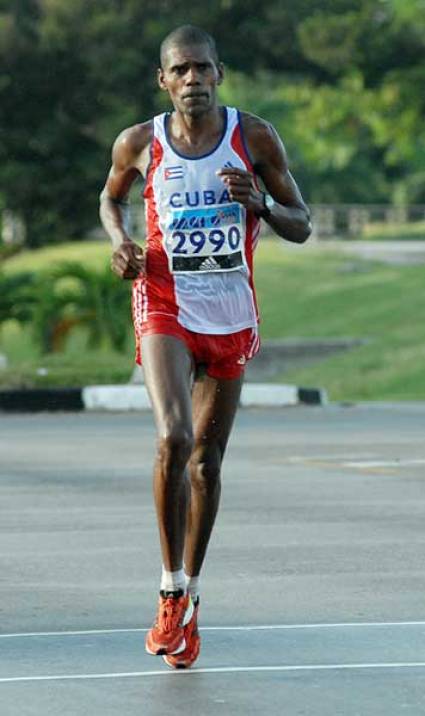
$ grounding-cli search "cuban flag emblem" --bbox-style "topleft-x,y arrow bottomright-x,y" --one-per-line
164,165 -> 184,180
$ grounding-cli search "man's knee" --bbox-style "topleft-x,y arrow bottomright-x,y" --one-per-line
157,427 -> 194,472
190,448 -> 221,495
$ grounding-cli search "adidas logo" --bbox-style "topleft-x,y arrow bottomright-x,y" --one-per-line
237,355 -> 246,365
199,256 -> 220,271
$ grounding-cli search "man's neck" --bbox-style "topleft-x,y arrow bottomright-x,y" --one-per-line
168,106 -> 224,151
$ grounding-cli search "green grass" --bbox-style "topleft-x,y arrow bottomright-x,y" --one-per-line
0,348 -> 134,388
254,240 -> 425,400
0,240 -> 130,387
1,238 -> 425,400
0,323 -> 134,387
2,240 -> 111,274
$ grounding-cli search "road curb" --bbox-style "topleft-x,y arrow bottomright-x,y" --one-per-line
0,388 -> 84,413
0,384 -> 327,412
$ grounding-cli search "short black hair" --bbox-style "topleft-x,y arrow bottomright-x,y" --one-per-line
160,25 -> 218,68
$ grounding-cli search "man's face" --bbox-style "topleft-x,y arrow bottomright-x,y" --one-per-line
158,43 -> 224,117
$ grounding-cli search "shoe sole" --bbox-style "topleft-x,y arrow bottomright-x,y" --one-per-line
145,637 -> 186,656
163,657 -> 188,669
162,640 -> 200,669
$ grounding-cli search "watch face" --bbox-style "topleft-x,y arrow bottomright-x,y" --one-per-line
265,194 -> 275,210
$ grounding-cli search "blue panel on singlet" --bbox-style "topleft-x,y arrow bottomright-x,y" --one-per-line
168,205 -> 241,231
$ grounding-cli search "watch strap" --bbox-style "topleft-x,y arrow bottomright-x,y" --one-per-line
254,192 -> 271,219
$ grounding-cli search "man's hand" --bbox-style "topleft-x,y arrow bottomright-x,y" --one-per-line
111,240 -> 145,280
216,167 -> 263,214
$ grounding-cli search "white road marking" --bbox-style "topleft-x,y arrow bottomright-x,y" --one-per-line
288,456 -> 425,470
1,662 -> 425,684
288,455 -> 376,462
1,620 -> 425,639
342,459 -> 425,468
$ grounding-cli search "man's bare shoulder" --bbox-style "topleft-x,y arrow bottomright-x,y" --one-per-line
112,120 -> 154,168
239,111 -> 277,145
239,111 -> 284,167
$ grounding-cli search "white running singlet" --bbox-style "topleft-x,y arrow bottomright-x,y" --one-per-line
137,106 -> 261,335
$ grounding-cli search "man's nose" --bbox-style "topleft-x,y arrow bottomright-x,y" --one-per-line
185,67 -> 201,84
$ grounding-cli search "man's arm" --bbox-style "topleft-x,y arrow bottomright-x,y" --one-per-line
99,121 -> 152,278
217,113 -> 311,243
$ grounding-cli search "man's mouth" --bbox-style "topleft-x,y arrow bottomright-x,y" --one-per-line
182,92 -> 208,100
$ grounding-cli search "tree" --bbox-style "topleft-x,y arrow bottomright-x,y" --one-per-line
30,263 -> 132,353
296,0 -> 425,202
0,271 -> 36,327
1,0 -> 425,246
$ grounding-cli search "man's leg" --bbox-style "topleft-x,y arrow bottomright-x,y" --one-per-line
141,334 -> 194,573
185,372 -> 243,580
163,371 -> 243,668
142,334 -> 195,656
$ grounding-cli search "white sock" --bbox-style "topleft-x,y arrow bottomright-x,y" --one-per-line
160,567 -> 186,594
186,574 -> 200,603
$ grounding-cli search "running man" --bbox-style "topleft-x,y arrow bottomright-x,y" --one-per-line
100,25 -> 311,669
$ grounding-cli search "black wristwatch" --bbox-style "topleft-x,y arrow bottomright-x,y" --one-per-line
255,192 -> 275,220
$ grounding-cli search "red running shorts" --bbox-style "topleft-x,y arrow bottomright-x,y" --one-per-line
132,306 -> 260,381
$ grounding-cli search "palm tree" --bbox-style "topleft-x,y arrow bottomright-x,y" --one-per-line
0,271 -> 37,327
31,262 -> 132,353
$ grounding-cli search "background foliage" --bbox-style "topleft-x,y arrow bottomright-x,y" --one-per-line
2,240 -> 425,400
1,0 -> 425,246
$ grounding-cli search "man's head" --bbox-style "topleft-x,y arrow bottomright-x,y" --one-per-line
158,25 -> 224,117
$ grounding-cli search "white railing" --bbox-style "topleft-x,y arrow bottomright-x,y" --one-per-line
3,204 -> 425,245
129,203 -> 425,240
310,204 -> 425,238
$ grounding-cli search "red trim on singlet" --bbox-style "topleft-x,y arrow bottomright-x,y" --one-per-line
245,210 -> 260,321
230,120 -> 261,322
142,136 -> 178,321
230,118 -> 255,173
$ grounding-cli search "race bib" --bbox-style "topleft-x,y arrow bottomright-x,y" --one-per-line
164,203 -> 246,273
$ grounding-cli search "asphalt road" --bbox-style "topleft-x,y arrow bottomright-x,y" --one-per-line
1,404 -> 425,715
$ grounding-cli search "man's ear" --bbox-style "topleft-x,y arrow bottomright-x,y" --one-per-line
157,67 -> 167,91
216,62 -> 225,86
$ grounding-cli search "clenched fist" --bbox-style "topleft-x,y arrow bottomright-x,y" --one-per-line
111,240 -> 145,280
216,167 -> 264,214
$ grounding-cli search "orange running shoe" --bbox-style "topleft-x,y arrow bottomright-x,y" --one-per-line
145,590 -> 193,656
163,599 -> 200,669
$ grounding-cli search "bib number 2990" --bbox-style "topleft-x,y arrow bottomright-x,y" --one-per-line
172,226 -> 241,255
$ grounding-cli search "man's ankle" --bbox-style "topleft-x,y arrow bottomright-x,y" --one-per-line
186,574 -> 200,603
160,566 -> 187,594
